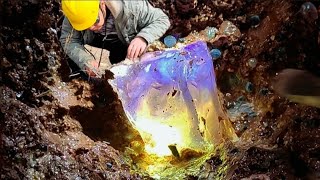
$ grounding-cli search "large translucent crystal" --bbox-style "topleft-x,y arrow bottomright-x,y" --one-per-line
108,41 -> 224,157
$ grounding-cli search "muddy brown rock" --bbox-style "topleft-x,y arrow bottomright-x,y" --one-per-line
175,0 -> 198,14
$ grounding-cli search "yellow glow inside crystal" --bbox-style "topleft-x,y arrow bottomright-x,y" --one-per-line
134,118 -> 183,156
134,100 -> 200,157
108,41 -> 238,178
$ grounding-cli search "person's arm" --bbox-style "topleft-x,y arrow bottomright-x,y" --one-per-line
127,1 -> 170,59
135,1 -> 170,44
59,17 -> 95,71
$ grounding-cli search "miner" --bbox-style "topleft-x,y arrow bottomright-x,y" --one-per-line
60,0 -> 170,77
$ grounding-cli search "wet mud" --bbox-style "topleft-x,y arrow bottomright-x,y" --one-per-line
1,0 -> 320,179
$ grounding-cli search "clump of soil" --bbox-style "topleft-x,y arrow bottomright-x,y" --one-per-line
1,0 -> 319,179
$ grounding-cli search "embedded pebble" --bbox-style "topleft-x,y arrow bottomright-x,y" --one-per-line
206,27 -> 218,40
248,15 -> 260,26
209,49 -> 221,60
25,46 -> 33,53
245,82 -> 254,92
248,58 -> 257,68
219,21 -> 241,37
300,2 -> 318,22
163,35 -> 177,48
106,162 -> 113,168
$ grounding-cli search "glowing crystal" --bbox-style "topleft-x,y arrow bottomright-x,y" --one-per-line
108,41 -> 229,177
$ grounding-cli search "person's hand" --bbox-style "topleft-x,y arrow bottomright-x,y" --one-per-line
84,60 -> 101,77
127,37 -> 147,60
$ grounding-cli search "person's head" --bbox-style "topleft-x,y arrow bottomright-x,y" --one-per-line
62,0 -> 107,31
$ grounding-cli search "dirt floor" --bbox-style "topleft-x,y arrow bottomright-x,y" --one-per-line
1,0 -> 320,179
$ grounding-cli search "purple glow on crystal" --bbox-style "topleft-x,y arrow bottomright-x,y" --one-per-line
110,41 -> 217,116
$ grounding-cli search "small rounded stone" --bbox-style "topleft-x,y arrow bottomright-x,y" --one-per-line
106,162 -> 113,168
248,58 -> 257,68
164,35 -> 177,48
206,27 -> 218,40
248,15 -> 260,26
300,2 -> 318,21
245,82 -> 254,93
210,49 -> 221,60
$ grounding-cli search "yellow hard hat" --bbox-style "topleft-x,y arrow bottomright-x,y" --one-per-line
61,0 -> 99,31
